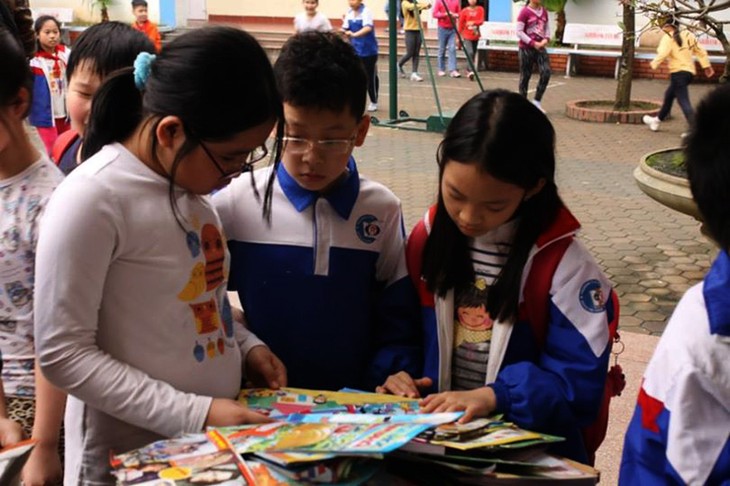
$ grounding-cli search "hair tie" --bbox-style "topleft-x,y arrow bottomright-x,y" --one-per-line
133,52 -> 156,90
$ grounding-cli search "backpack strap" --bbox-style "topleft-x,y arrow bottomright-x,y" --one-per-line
520,236 -> 574,348
51,129 -> 79,165
406,207 -> 437,307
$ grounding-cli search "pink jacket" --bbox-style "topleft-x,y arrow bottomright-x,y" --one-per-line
432,0 -> 460,29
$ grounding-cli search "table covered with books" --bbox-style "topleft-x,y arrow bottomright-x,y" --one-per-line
110,388 -> 599,485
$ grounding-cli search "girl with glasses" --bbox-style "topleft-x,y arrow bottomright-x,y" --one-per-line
33,27 -> 287,484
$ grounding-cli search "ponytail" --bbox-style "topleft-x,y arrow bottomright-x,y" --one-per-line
673,29 -> 683,47
81,67 -> 143,160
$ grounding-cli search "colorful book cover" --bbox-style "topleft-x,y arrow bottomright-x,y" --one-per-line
431,426 -> 543,450
238,388 -> 419,418
218,421 -> 430,454
285,412 -> 463,426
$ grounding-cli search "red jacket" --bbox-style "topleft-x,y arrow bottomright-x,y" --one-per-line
458,6 -> 484,41
133,20 -> 161,52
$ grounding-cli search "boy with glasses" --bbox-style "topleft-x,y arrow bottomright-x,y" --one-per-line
213,32 -> 422,392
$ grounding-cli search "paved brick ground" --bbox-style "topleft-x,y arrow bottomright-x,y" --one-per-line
356,67 -> 716,336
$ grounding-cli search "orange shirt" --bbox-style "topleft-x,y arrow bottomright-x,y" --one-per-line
133,20 -> 161,52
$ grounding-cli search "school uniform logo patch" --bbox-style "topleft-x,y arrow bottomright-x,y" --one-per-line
355,215 -> 381,244
579,279 -> 606,313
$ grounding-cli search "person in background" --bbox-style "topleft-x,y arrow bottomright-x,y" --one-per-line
51,22 -> 155,173
620,85 -> 730,486
29,15 -> 70,155
642,17 -> 714,138
294,0 -> 332,33
398,0 -> 431,82
131,0 -> 161,52
342,0 -> 379,112
516,0 -> 550,112
214,32 -> 422,393
458,0 -> 484,81
34,27 -> 286,484
432,0 -> 460,77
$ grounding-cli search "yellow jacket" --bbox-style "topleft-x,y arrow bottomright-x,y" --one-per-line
650,30 -> 711,74
401,0 -> 430,31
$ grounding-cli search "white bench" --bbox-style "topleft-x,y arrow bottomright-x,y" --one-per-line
31,7 -> 74,27
560,23 -> 624,78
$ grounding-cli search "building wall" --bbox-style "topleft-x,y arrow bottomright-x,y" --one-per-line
31,0 -> 161,24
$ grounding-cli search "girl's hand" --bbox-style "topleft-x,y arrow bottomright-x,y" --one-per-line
420,387 -> 496,423
205,398 -> 272,428
704,66 -> 715,78
245,345 -> 287,390
21,443 -> 62,486
376,372 -> 433,398
0,417 -> 23,446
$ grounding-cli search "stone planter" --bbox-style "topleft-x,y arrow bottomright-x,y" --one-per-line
633,148 -> 700,220
566,99 -> 661,123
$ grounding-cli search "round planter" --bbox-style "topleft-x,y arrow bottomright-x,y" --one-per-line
566,99 -> 661,124
633,148 -> 700,220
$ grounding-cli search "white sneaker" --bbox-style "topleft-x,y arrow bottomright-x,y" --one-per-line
410,72 -> 423,82
531,99 -> 546,113
367,102 -> 377,112
449,70 -> 461,78
642,115 -> 660,132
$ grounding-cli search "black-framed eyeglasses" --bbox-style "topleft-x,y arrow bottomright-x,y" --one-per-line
282,136 -> 356,156
199,140 -> 268,180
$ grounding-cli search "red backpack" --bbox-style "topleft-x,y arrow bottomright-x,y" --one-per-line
520,236 -> 624,466
408,207 -> 625,466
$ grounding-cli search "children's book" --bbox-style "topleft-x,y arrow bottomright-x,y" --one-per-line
431,425 -> 543,450
0,440 -> 35,485
218,421 -> 430,454
111,430 -> 257,485
238,388 -> 419,418
285,412 -> 463,426
248,456 -> 380,484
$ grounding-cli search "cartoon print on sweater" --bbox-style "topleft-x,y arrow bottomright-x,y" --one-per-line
5,281 -> 31,308
455,277 -> 493,345
202,223 -> 225,290
177,262 -> 206,301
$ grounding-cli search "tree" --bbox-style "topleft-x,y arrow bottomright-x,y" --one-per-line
635,0 -> 730,82
614,0 -> 636,109
86,0 -> 114,22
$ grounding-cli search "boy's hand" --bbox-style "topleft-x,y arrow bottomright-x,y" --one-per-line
376,372 -> 433,398
420,387 -> 496,423
21,443 -> 62,486
0,417 -> 23,446
245,345 -> 287,390
205,398 -> 272,428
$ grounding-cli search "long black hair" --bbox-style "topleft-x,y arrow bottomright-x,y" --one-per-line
422,90 -> 563,323
0,27 -> 32,122
81,26 -> 284,223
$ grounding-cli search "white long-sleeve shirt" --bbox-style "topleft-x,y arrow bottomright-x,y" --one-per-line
34,143 -> 263,484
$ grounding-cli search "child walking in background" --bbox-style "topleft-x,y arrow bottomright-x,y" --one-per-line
342,0 -> 379,112
294,0 -> 332,33
0,26 -> 65,484
214,32 -> 422,392
432,0 -> 460,77
620,85 -> 730,485
398,0 -> 431,82
458,0 -> 484,80
52,22 -> 155,173
379,90 -> 618,465
34,27 -> 287,484
131,0 -> 161,52
516,0 -> 550,112
642,18 -> 714,137
29,15 -> 69,155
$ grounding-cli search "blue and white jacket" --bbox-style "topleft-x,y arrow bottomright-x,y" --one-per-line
342,3 -> 378,57
620,250 -> 730,485
28,45 -> 69,128
407,206 -> 615,463
213,158 -> 422,391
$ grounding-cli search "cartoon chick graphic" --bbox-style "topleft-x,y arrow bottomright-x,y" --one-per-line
177,262 -> 206,301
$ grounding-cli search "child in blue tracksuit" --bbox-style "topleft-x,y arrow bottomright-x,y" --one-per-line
213,32 -> 421,392
342,0 -> 379,112
619,86 -> 730,485
378,90 -> 617,465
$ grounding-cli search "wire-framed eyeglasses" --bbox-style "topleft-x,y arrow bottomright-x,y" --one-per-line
282,136 -> 355,156
199,140 -> 268,180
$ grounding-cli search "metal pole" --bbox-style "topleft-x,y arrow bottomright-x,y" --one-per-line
438,0 -> 484,92
388,0 -> 398,120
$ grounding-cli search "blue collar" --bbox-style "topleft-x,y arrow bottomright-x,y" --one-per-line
704,249 -> 730,337
277,157 -> 360,220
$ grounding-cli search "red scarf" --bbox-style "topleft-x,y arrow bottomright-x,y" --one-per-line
36,46 -> 64,79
